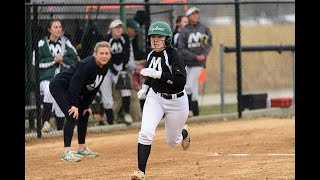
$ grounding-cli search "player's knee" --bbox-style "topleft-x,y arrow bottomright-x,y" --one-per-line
103,102 -> 113,109
138,130 -> 154,145
166,139 -> 179,148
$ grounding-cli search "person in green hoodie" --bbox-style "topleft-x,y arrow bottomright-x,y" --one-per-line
33,19 -> 78,132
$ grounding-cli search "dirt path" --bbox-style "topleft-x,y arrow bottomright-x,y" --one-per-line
25,117 -> 295,180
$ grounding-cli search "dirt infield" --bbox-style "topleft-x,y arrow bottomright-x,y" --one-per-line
25,117 -> 295,179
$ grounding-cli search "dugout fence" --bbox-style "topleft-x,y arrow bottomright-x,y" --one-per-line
220,44 -> 295,116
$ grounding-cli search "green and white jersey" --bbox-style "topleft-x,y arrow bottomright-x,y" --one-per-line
33,36 -> 78,81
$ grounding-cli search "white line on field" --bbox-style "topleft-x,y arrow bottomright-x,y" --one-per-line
206,153 -> 295,157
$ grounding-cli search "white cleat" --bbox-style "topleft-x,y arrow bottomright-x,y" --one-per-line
41,121 -> 51,132
131,170 -> 145,180
124,114 -> 133,125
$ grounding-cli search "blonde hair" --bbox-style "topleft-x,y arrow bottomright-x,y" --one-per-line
93,41 -> 111,56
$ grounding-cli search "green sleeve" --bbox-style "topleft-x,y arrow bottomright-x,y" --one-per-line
62,39 -> 78,66
38,39 -> 55,68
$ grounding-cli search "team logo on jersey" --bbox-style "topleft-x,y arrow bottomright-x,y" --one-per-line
49,43 -> 63,56
86,75 -> 103,91
110,42 -> 123,54
167,80 -> 173,84
187,32 -> 202,48
148,57 -> 162,71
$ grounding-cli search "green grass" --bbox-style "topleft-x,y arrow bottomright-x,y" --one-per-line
199,103 -> 238,116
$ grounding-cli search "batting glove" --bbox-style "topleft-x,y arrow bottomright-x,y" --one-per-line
140,68 -> 162,79
137,84 -> 149,99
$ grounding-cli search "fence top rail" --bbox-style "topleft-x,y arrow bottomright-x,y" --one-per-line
25,1 -> 295,7
224,45 -> 295,53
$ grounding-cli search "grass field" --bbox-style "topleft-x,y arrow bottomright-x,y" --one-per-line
203,23 -> 295,94
200,104 -> 238,115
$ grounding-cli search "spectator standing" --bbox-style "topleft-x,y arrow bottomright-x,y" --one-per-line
178,7 -> 212,116
172,15 -> 188,48
33,19 -> 78,132
113,19 -> 147,122
99,19 -> 133,125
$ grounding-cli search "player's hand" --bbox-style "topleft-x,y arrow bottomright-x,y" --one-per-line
68,106 -> 79,120
196,55 -> 206,62
140,68 -> 162,79
83,108 -> 92,116
54,54 -> 63,63
137,84 -> 149,99
116,70 -> 126,76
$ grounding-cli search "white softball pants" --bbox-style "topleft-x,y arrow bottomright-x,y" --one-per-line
100,63 -> 131,109
138,88 -> 189,148
185,66 -> 203,101
40,80 -> 64,117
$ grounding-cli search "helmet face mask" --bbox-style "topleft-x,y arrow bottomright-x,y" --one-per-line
147,21 -> 172,48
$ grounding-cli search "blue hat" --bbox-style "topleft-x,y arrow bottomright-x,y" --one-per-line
127,19 -> 141,32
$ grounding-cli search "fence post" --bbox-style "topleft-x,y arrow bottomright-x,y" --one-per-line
169,8 -> 174,29
292,51 -> 295,106
220,44 -> 225,114
25,2 -> 34,133
32,5 -> 42,138
120,0 -> 127,30
235,0 -> 243,119
144,0 -> 151,52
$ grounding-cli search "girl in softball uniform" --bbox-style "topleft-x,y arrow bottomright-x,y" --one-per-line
131,21 -> 191,180
100,19 -> 133,125
34,19 -> 78,132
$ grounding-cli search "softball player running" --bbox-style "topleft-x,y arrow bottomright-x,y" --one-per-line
131,21 -> 190,180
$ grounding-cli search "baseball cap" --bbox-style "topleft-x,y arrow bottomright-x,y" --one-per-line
109,19 -> 123,29
127,19 -> 141,32
185,7 -> 200,16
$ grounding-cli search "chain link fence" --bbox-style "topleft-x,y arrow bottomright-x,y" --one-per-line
25,1 -> 295,138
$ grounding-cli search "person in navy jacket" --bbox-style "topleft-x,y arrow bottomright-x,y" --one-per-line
49,41 -> 111,162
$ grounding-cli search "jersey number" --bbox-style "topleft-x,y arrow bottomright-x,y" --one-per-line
111,42 -> 123,54
148,57 -> 162,71
188,32 -> 202,48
